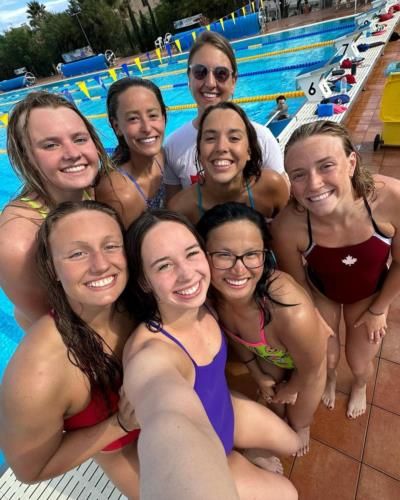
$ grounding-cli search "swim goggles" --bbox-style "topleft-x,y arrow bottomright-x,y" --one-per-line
189,64 -> 234,83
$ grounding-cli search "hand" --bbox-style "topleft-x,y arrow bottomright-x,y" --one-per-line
117,387 -> 140,433
354,308 -> 388,344
255,373 -> 276,404
271,381 -> 298,405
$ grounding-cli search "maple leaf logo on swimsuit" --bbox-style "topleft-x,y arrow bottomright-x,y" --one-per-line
342,255 -> 357,266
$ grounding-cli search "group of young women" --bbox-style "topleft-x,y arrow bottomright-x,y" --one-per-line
1,30 -> 399,500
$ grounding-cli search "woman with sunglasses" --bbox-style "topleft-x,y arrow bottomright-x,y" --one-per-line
164,31 -> 284,201
167,102 -> 289,224
197,202 -> 329,456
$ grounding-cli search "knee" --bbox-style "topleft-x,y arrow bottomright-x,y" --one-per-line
327,351 -> 339,370
283,480 -> 298,500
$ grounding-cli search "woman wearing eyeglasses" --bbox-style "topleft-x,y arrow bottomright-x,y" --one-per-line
197,202 -> 329,457
164,31 -> 284,201
167,102 -> 288,224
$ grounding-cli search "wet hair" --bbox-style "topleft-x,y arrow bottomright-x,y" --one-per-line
196,202 -> 292,325
276,95 -> 286,103
36,200 -> 127,404
187,31 -> 238,78
285,121 -> 375,199
196,101 -> 262,183
7,91 -> 112,210
106,77 -> 167,165
125,209 -> 206,327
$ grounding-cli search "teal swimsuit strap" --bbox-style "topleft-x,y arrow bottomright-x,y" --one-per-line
196,182 -> 205,216
245,179 -> 255,209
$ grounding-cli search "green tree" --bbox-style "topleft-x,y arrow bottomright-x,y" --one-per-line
26,1 -> 48,28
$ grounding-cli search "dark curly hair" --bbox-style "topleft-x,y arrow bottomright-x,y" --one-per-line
196,101 -> 262,183
106,77 -> 167,166
196,202 -> 292,325
36,200 -> 127,407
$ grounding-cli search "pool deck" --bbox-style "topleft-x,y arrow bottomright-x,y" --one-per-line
1,5 -> 400,500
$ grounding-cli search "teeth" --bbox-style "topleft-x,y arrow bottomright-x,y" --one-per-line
62,165 -> 86,173
213,160 -> 231,166
309,192 -> 331,202
139,137 -> 157,144
86,276 -> 115,288
203,92 -> 218,98
225,278 -> 248,286
176,282 -> 200,296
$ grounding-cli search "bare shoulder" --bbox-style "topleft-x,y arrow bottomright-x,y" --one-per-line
373,174 -> 400,210
269,270 -> 312,308
259,169 -> 288,192
2,315 -> 70,407
270,202 -> 308,245
268,271 -> 318,333
0,204 -> 41,263
167,185 -> 197,219
96,169 -> 134,200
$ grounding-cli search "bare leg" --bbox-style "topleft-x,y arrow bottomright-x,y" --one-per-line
231,392 -> 300,456
228,450 -> 298,500
286,357 -> 327,456
312,293 -> 341,410
344,298 -> 381,419
95,443 -> 140,499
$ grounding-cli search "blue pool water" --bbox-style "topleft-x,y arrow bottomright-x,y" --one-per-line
0,15 -> 356,469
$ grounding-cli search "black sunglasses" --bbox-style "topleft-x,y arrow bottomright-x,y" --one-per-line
189,64 -> 234,83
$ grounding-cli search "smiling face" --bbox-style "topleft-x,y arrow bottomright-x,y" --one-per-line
199,108 -> 250,184
27,107 -> 99,200
49,210 -> 127,312
206,220 -> 264,302
188,44 -> 236,114
111,86 -> 165,161
285,134 -> 357,216
140,221 -> 210,313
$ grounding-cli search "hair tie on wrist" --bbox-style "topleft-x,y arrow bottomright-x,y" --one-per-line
117,413 -> 131,433
368,307 -> 385,316
244,356 -> 256,365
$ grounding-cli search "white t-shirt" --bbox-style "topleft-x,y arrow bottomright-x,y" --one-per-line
164,120 -> 284,188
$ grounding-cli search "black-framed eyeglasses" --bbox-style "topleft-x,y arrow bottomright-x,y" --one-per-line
189,64 -> 233,83
208,250 -> 266,270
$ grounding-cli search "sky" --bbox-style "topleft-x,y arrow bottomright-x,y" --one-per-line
0,0 -> 69,33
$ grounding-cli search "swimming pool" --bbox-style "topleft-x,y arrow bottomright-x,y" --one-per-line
0,15 -> 357,469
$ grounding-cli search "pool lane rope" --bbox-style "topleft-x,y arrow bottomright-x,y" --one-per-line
0,90 -> 306,127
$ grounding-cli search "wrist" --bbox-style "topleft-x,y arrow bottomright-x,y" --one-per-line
116,413 -> 131,434
368,307 -> 385,316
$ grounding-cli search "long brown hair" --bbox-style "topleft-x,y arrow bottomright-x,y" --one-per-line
7,91 -> 113,210
36,200 -> 127,403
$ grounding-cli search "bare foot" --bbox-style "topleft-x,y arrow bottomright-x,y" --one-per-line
243,448 -> 283,474
294,427 -> 310,457
347,383 -> 367,419
322,373 -> 336,410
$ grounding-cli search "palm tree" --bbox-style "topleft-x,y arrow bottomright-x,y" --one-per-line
26,1 -> 47,28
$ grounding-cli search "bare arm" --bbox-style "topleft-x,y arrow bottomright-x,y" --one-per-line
354,178 -> 400,341
0,321 -> 134,483
270,209 -> 311,293
0,212 -> 49,327
124,339 -> 239,500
